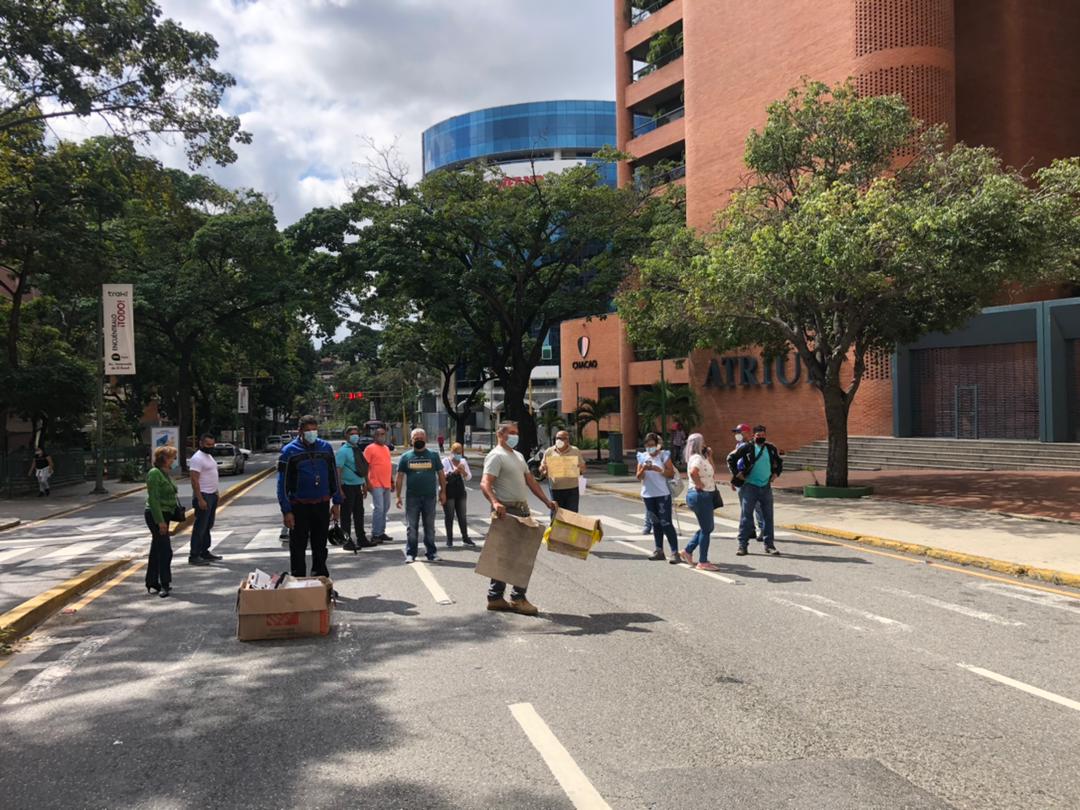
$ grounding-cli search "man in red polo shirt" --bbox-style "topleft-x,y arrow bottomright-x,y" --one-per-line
364,425 -> 394,543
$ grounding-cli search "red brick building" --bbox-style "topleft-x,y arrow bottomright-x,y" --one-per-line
561,1 -> 1080,457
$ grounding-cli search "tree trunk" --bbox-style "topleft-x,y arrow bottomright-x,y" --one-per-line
502,376 -> 538,456
821,383 -> 850,488
177,352 -> 193,472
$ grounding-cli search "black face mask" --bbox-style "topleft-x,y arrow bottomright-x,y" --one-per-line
755,436 -> 767,445
413,440 -> 426,451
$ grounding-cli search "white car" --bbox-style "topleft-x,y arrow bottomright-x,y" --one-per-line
210,443 -> 246,475
264,437 -> 283,452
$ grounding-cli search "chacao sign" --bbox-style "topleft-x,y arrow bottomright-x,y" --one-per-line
572,336 -> 598,370
704,353 -> 803,388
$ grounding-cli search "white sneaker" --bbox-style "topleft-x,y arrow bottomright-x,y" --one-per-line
404,555 -> 416,564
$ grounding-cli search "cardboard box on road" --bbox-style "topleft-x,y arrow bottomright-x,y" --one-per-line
475,512 -> 545,590
544,509 -> 603,560
236,576 -> 333,641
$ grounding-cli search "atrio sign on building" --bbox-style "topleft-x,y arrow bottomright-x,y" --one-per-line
703,354 -> 804,388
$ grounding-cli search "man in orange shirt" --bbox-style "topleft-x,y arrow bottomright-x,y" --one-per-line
363,425 -> 395,543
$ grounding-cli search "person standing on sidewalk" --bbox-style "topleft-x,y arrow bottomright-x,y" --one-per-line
671,424 -> 687,466
540,429 -> 586,514
679,433 -> 721,571
336,425 -> 372,551
442,442 -> 474,547
145,445 -> 179,597
729,424 -> 783,556
728,422 -> 766,543
365,426 -> 394,544
188,433 -> 223,566
277,416 -> 342,578
395,428 -> 446,563
481,421 -> 556,616
27,446 -> 53,496
637,432 -> 680,563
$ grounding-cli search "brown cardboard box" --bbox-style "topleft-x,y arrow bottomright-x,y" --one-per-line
545,453 -> 581,490
545,509 -> 604,560
475,512 -> 544,589
236,576 -> 333,641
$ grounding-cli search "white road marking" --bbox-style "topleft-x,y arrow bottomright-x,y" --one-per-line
613,540 -> 653,556
509,702 -> 612,810
77,517 -> 123,534
33,539 -> 112,563
4,635 -> 111,706
0,545 -> 31,565
794,593 -> 912,631
958,664 -> 1080,713
410,561 -> 454,605
600,515 -> 645,535
976,583 -> 1080,615
612,539 -> 738,583
0,529 -> 145,547
244,527 -> 286,551
769,597 -> 866,632
880,587 -> 1025,627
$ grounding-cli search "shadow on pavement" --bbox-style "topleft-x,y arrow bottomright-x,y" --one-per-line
539,611 -> 663,636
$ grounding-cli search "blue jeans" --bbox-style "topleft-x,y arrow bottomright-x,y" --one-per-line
738,483 -> 774,549
684,488 -> 715,562
643,494 -> 679,553
189,491 -> 218,558
369,487 -> 391,537
405,493 -> 437,559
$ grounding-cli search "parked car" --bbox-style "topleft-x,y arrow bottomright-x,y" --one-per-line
264,437 -> 283,452
211,443 -> 246,475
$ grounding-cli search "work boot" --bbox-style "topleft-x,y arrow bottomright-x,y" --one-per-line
487,598 -> 514,612
648,549 -> 665,561
342,538 -> 358,553
510,598 -> 539,617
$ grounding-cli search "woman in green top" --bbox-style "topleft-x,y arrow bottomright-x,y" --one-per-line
145,445 -> 180,597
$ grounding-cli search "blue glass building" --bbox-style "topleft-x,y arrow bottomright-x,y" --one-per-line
422,100 -> 620,186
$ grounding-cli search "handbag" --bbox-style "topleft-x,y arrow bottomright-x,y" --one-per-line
666,468 -> 685,499
170,500 -> 186,523
445,471 -> 466,500
711,487 -> 724,509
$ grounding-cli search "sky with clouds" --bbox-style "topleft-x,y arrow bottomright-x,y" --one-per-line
124,1 -> 616,226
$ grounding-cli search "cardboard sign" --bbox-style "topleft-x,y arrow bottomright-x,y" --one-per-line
544,509 -> 604,560
546,453 -> 581,488
236,576 -> 333,641
475,512 -> 544,589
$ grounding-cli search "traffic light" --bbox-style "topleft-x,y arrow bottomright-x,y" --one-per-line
333,391 -> 365,401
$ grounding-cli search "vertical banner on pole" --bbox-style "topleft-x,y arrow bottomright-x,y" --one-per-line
237,385 -> 250,414
103,284 -> 136,375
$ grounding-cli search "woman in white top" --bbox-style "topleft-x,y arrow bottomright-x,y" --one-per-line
636,431 -> 680,563
441,442 -> 474,547
680,432 -> 720,571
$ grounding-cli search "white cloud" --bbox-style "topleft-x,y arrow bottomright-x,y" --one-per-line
147,0 -> 616,224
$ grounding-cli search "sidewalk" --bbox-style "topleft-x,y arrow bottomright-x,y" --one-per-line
584,469 -> 1080,587
0,479 -> 147,530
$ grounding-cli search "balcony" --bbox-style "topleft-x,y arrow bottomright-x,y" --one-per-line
629,0 -> 673,26
631,105 -> 685,138
632,45 -> 683,82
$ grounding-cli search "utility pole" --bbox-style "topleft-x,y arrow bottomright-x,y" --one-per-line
659,347 -> 668,446
90,295 -> 107,494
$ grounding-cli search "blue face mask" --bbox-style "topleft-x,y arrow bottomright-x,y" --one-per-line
348,434 -> 360,445
452,453 -> 461,461
303,430 -> 318,444
506,434 -> 519,449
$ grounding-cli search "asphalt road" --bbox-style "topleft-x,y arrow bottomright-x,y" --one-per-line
1,471 -> 1078,809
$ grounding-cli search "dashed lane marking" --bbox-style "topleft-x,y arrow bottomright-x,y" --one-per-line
769,596 -> 866,632
975,582 -> 1080,615
509,702 -> 612,810
77,517 -> 124,534
410,560 -> 454,605
880,587 -> 1025,627
958,664 -> 1080,714
791,593 -> 912,631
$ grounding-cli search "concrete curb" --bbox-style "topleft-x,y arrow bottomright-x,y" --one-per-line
0,466 -> 276,645
0,559 -> 132,640
586,481 -> 1080,591
0,519 -> 21,531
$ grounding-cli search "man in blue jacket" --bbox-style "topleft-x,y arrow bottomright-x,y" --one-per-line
277,415 -> 342,578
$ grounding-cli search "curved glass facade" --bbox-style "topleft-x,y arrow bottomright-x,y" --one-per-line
422,100 -> 618,177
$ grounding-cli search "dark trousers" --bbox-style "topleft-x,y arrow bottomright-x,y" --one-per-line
738,483 -> 775,550
488,502 -> 530,601
643,494 -> 679,553
144,510 -> 172,590
289,501 -> 331,577
341,484 -> 366,539
189,491 -> 219,558
549,486 -> 579,516
443,493 -> 469,542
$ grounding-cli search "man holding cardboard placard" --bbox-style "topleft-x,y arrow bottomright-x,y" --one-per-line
540,429 -> 586,515
480,421 -> 556,616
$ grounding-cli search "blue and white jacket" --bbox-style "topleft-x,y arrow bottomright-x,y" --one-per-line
276,437 -> 343,514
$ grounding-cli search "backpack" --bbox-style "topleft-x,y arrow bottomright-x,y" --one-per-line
351,446 -> 369,480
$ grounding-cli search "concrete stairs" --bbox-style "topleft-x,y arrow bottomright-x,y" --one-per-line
782,436 -> 1080,472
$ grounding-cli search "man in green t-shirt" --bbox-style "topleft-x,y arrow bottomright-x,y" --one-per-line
395,428 -> 446,563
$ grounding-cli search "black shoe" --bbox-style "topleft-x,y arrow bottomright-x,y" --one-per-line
342,539 -> 358,552
648,549 -> 665,561
159,587 -> 170,598
379,534 -> 394,543
147,586 -> 160,594
765,546 -> 780,556
365,536 -> 381,547
735,548 -> 748,557
200,551 -> 222,561
188,556 -> 209,566
755,535 -> 764,543
446,540 -> 454,548
462,538 -> 476,547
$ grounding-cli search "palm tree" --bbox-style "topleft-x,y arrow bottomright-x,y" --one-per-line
637,382 -> 700,438
575,396 -> 617,462
538,409 -> 566,447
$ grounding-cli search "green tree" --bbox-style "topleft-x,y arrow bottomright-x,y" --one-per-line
619,80 -> 1079,487
350,159 -> 679,455
0,0 -> 249,166
575,396 -> 617,462
636,381 -> 699,437
538,409 -> 567,445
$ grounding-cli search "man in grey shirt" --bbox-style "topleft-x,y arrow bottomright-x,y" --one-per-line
481,421 -> 555,616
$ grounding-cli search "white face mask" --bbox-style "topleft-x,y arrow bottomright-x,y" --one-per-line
506,434 -> 519,449
555,439 -> 568,450
734,433 -> 744,443
647,446 -> 659,456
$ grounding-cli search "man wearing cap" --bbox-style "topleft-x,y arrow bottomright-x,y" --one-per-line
728,424 -> 783,556
727,422 -> 765,543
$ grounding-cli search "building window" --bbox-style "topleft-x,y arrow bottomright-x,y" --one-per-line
598,387 -> 621,413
